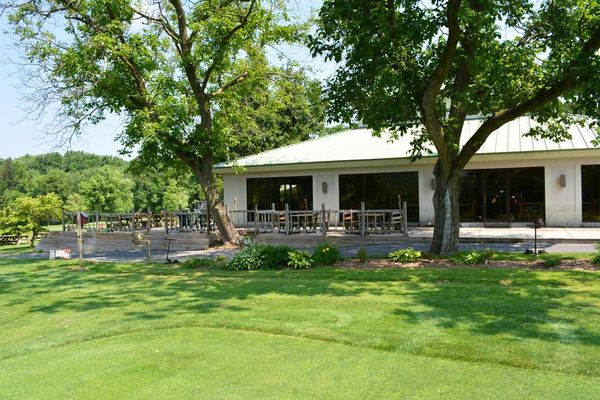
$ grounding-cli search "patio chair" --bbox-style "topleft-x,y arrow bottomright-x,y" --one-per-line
343,211 -> 359,232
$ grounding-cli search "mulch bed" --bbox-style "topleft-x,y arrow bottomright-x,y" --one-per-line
335,258 -> 600,271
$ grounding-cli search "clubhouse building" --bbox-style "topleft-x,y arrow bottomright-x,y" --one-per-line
214,116 -> 600,227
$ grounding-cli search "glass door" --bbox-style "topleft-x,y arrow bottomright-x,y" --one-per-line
483,170 -> 510,224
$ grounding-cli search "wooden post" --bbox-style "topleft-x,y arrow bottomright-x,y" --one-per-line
178,208 -> 183,231
321,203 -> 326,237
254,204 -> 259,235
271,203 -> 276,231
360,202 -> 366,237
131,210 -> 136,234
147,207 -> 151,231
146,240 -> 152,263
61,207 -> 65,232
206,206 -> 211,240
76,212 -> 83,268
164,209 -> 169,234
284,203 -> 290,235
95,210 -> 99,232
402,201 -> 408,237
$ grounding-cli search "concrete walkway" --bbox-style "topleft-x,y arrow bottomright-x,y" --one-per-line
411,226 -> 600,242
2,226 -> 598,263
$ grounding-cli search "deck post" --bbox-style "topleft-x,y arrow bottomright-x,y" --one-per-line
76,212 -> 83,268
285,203 -> 290,235
254,204 -> 259,235
178,208 -> 182,231
164,209 -> 168,234
402,201 -> 408,237
360,202 -> 366,237
321,203 -> 327,237
271,203 -> 276,231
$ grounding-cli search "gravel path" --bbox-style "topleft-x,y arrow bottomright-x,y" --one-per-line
2,241 -> 596,263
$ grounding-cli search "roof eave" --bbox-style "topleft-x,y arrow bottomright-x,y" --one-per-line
214,147 -> 600,175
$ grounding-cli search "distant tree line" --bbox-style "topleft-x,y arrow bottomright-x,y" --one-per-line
0,151 -> 199,214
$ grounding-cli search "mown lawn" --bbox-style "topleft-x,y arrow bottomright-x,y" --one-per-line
0,258 -> 599,399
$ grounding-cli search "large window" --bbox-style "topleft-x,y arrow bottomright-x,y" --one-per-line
582,165 -> 600,222
339,172 -> 419,222
247,176 -> 313,210
459,167 -> 545,223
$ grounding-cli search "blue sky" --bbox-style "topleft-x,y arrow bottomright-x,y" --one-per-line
0,0 -> 333,159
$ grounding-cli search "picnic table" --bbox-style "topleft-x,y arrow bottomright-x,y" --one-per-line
0,235 -> 28,245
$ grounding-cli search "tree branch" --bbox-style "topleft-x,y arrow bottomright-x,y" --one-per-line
421,0 -> 461,167
456,26 -> 600,172
210,71 -> 248,96
201,0 -> 256,91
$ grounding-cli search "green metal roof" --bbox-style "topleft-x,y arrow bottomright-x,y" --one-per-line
215,116 -> 599,172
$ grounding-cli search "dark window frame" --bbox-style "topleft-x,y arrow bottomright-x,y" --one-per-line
582,164 -> 600,222
246,176 -> 313,211
339,171 -> 419,222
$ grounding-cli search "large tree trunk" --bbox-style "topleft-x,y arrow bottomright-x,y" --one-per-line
430,161 -> 461,254
193,160 -> 240,244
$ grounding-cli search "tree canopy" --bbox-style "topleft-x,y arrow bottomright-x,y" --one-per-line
79,166 -> 134,213
311,0 -> 600,253
3,0 -> 324,243
0,193 -> 62,245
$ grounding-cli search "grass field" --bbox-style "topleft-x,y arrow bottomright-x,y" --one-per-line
1,258 -> 599,399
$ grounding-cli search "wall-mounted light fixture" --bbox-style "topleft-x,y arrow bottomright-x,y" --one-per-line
430,178 -> 436,190
559,174 -> 566,188
322,182 -> 328,194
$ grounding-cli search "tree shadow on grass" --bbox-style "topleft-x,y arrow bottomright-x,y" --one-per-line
1,258 -> 600,349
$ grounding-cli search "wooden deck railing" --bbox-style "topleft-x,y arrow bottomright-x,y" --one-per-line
227,201 -> 409,237
61,210 -> 209,233
62,200 -> 409,237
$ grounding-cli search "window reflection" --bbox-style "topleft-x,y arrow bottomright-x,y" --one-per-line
460,167 -> 545,223
339,172 -> 419,222
247,176 -> 313,210
582,165 -> 600,222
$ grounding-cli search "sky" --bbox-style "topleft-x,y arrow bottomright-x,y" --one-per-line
0,0 -> 334,160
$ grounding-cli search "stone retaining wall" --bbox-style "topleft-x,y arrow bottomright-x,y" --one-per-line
37,231 -> 209,253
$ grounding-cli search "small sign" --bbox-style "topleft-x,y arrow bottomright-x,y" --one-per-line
49,248 -> 72,260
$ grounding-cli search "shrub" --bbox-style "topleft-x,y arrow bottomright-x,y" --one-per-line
312,242 -> 341,266
287,250 -> 313,269
240,235 -> 255,247
182,257 -> 213,269
214,255 -> 229,269
226,244 -> 292,270
540,254 -> 562,268
262,245 -> 293,269
593,243 -> 600,266
356,248 -> 368,263
449,250 -> 494,265
389,248 -> 421,263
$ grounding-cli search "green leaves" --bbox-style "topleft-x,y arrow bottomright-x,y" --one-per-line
312,0 -> 600,157
0,193 -> 62,241
79,166 -> 134,212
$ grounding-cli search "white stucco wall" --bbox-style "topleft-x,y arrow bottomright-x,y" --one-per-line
417,166 -> 436,226
222,174 -> 246,211
544,163 -> 581,226
219,153 -> 599,227
313,173 -> 338,210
